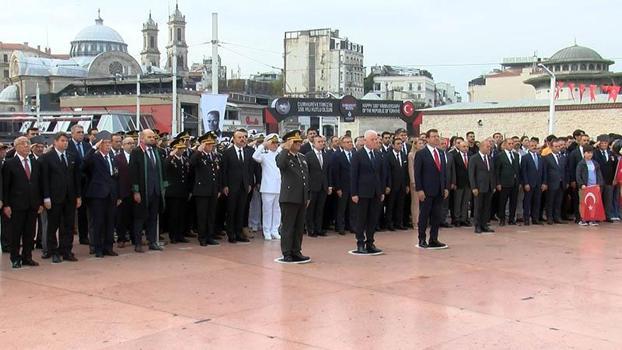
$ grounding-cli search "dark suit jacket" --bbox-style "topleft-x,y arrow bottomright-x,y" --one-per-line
468,153 -> 496,193
384,150 -> 408,191
593,149 -> 616,184
114,152 -> 132,199
129,146 -> 168,217
276,149 -> 310,204
544,153 -> 567,191
567,148 -> 584,182
351,148 -> 385,199
221,145 -> 256,193
305,149 -> 330,192
494,151 -> 521,187
39,150 -> 80,204
414,147 -> 447,197
165,155 -> 191,198
331,150 -> 352,193
81,149 -> 119,200
300,142 -> 312,155
520,152 -> 546,187
576,160 -> 604,188
2,155 -> 42,210
190,152 -> 221,197
453,151 -> 471,189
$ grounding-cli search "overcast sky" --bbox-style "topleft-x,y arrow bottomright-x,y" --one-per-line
2,0 -> 621,98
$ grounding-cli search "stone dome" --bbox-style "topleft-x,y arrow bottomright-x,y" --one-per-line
70,10 -> 128,57
548,44 -> 612,64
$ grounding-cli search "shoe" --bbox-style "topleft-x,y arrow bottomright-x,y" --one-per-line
554,220 -> 566,224
228,238 -> 237,244
199,241 -> 207,246
532,220 -> 544,225
134,245 -> 144,253
282,255 -> 294,262
41,252 -> 51,259
178,238 -> 190,243
185,231 -> 198,238
338,231 -> 346,235
79,239 -> 90,245
103,250 -> 119,256
366,244 -> 383,254
605,219 -> 614,223
272,233 -> 281,240
387,226 -> 396,231
483,227 -> 495,233
475,227 -> 483,234
427,240 -> 448,249
397,226 -> 408,230
317,232 -> 328,237
588,222 -> 599,226
205,238 -> 220,245
611,217 -> 621,222
11,260 -> 22,269
89,247 -> 95,255
499,220 -> 506,227
264,235 -> 273,241
52,255 -> 62,264
22,259 -> 39,266
355,242 -> 367,254
452,222 -> 462,227
95,252 -> 104,258
117,241 -> 126,248
508,220 -> 517,225
236,237 -> 250,243
547,220 -> 554,225
63,254 -> 78,262
578,221 -> 589,226
35,242 -> 43,249
523,219 -> 531,226
440,222 -> 453,228
149,243 -> 163,251
169,239 -> 178,244
292,253 -> 310,262
308,232 -> 317,237
417,240 -> 428,249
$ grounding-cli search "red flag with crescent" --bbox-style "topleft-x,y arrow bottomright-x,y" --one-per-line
578,83 -> 586,102
589,84 -> 597,102
608,85 -> 620,102
554,81 -> 564,100
568,82 -> 575,100
614,159 -> 622,184
580,185 -> 605,221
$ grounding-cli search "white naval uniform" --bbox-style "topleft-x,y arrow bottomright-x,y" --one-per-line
252,144 -> 282,239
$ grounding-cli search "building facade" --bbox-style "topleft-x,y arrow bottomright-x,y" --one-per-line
165,3 -> 189,74
140,12 -> 160,68
284,28 -> 364,98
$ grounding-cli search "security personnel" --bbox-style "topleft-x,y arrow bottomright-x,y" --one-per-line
276,131 -> 310,263
190,132 -> 221,246
164,138 -> 191,244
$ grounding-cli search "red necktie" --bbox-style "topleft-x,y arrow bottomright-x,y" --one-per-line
23,158 -> 31,180
433,149 -> 441,171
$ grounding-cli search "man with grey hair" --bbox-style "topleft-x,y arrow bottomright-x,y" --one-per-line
67,124 -> 92,246
351,130 -> 385,254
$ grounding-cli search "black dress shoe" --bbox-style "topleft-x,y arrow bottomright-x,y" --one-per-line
12,260 -> 22,269
508,220 -> 517,225
41,252 -> 51,259
308,232 -> 317,237
462,221 -> 472,227
547,220 -> 554,225
387,226 -> 396,231
103,250 -> 119,256
79,239 -> 90,245
95,252 -> 104,258
52,255 -> 62,264
397,226 -> 408,230
177,238 -> 190,243
148,243 -> 163,251
317,232 -> 328,237
228,238 -> 237,244
169,239 -> 178,244
134,245 -> 144,253
338,231 -> 346,235
554,220 -> 567,224
417,240 -> 428,249
236,237 -> 250,243
475,227 -> 483,234
428,240 -> 448,249
532,220 -> 544,225
22,259 -> 39,266
452,222 -> 462,227
483,227 -> 495,233
499,220 -> 506,227
282,255 -> 294,262
205,238 -> 220,245
523,219 -> 531,226
199,241 -> 207,246
366,244 -> 383,254
63,254 -> 78,262
89,247 -> 95,255
185,231 -> 198,238
440,222 -> 453,228
292,253 -> 310,262
355,243 -> 367,254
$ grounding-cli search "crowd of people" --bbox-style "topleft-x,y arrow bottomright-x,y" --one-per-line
1,124 -> 621,267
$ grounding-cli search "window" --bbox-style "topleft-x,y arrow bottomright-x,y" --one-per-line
588,64 -> 594,70
417,83 -> 422,91
562,65 -> 569,71
150,36 -> 155,49
409,83 -> 413,91
373,83 -> 381,91
3,69 -> 8,78
176,28 -> 182,42
2,54 -> 7,63
580,64 -> 586,70
571,64 -> 578,71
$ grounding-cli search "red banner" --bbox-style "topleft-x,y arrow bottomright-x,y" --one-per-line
615,159 -> 622,184
555,81 -> 564,100
589,84 -> 597,102
580,185 -> 606,221
579,83 -> 586,102
568,82 -> 575,100
608,85 -> 621,102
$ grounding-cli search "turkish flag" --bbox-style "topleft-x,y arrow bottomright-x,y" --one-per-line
614,159 -> 622,184
589,84 -> 597,102
579,83 -> 586,102
580,185 -> 606,221
568,82 -> 575,100
555,81 -> 564,100
608,85 -> 621,102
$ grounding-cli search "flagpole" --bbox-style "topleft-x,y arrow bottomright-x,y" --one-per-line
538,63 -> 556,135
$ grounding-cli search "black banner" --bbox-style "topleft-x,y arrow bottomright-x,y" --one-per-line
270,97 -> 412,122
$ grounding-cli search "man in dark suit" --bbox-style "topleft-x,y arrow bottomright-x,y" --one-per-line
414,129 -> 449,249
114,136 -> 135,247
351,130 -> 386,254
593,135 -> 617,221
384,137 -> 409,230
452,140 -> 472,226
81,131 -> 119,258
190,132 -> 222,246
332,135 -> 355,235
66,124 -> 92,245
521,138 -> 547,226
439,138 -> 456,227
305,135 -> 331,236
299,127 -> 317,155
544,138 -> 569,224
165,138 -> 192,244
567,134 -> 589,223
494,138 -> 521,226
468,139 -> 496,234
2,136 -> 43,268
129,129 -> 167,252
277,131 -> 311,262
40,132 -> 82,263
221,129 -> 255,244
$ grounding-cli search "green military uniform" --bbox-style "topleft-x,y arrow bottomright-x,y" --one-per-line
277,131 -> 310,261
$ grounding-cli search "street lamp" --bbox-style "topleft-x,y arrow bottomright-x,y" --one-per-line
538,63 -> 556,135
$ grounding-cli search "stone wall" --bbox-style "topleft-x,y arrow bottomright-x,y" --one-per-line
420,107 -> 622,140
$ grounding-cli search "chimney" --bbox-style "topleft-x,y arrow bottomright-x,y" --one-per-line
23,42 -> 29,47
37,45 -> 41,51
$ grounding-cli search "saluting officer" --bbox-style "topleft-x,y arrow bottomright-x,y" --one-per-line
277,131 -> 311,263
190,132 -> 222,246
164,138 -> 191,244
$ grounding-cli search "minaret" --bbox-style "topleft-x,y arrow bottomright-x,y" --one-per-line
165,2 -> 188,73
141,11 -> 160,68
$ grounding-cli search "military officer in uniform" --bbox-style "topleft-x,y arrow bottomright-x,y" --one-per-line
190,132 -> 222,246
276,131 -> 310,263
164,138 -> 191,244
